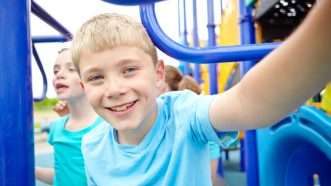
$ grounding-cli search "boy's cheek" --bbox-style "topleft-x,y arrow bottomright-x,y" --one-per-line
83,87 -> 97,104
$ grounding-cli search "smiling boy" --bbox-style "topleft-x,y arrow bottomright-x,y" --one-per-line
72,2 -> 331,185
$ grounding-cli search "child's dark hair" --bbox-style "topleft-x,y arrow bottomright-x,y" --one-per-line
178,76 -> 201,94
164,65 -> 201,94
165,65 -> 182,91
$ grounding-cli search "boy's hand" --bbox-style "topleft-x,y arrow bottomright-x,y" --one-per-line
53,101 -> 69,116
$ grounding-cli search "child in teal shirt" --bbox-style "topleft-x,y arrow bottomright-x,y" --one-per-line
35,48 -> 103,186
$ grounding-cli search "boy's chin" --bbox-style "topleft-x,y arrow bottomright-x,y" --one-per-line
113,123 -> 140,131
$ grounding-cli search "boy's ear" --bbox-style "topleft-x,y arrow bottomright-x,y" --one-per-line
155,59 -> 165,83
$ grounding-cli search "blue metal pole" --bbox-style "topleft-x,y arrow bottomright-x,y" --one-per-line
206,0 -> 224,178
192,0 -> 201,83
32,35 -> 69,43
239,0 -> 259,186
177,0 -> 181,40
207,0 -> 218,94
0,0 -> 34,185
181,0 -> 190,75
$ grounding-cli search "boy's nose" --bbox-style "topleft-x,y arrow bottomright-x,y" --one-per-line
104,78 -> 126,99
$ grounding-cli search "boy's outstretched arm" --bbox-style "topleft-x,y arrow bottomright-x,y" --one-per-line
210,1 -> 331,131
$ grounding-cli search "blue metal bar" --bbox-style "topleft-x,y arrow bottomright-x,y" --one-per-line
220,0 -> 223,12
239,0 -> 260,185
207,0 -> 218,94
206,0 -> 223,178
139,4 -> 279,63
102,0 -> 165,5
224,66 -> 238,90
177,0 -> 181,39
32,35 -> 69,43
240,139 -> 246,171
180,0 -> 190,75
192,0 -> 201,83
0,0 -> 34,185
31,1 -> 72,40
32,44 -> 48,102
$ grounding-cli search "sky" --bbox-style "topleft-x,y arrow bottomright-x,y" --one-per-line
31,0 -> 222,98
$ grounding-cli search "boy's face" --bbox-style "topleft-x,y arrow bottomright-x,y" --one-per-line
52,50 -> 84,101
79,46 -> 164,132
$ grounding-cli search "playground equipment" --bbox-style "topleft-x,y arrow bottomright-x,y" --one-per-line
0,1 -> 71,185
257,106 -> 331,186
1,0 -> 329,186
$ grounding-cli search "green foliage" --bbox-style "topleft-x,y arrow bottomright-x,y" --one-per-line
34,98 -> 58,111
34,121 -> 41,129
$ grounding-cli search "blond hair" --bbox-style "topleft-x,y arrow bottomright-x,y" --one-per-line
71,13 -> 158,71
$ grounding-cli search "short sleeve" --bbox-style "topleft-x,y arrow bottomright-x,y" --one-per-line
187,92 -> 239,148
47,116 -> 68,145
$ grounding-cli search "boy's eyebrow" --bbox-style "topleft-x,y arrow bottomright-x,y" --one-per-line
116,59 -> 139,67
81,67 -> 101,77
81,59 -> 140,77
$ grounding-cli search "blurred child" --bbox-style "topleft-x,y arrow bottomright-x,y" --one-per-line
72,2 -> 331,185
35,48 -> 103,186
177,75 -> 201,94
164,65 -> 182,91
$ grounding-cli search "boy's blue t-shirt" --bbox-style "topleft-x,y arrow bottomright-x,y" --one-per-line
82,90 -> 238,186
48,116 -> 104,186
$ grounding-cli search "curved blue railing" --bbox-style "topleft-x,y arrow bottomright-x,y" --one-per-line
139,3 -> 280,63
31,1 -> 72,40
32,44 -> 48,102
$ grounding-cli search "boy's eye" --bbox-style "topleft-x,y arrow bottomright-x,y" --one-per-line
123,67 -> 137,76
87,74 -> 103,82
53,69 -> 59,75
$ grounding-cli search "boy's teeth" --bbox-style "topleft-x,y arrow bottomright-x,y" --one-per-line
113,105 -> 128,111
110,101 -> 135,112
